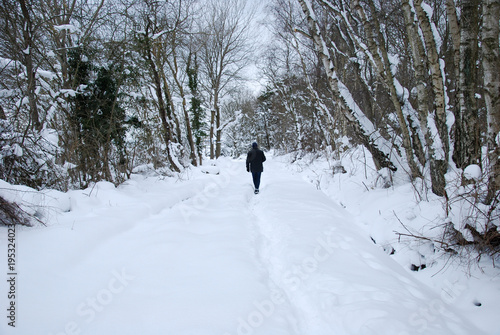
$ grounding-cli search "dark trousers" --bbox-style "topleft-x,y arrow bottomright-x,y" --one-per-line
252,172 -> 262,190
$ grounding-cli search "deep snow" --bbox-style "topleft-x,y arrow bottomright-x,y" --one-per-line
0,155 -> 498,334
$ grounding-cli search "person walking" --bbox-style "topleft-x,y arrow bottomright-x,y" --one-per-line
246,142 -> 266,194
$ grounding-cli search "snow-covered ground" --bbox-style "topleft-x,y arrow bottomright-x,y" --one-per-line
1,154 -> 499,334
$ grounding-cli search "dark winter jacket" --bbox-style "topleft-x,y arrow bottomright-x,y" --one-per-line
246,148 -> 266,173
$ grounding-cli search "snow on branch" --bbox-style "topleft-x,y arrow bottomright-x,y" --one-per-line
53,24 -> 81,34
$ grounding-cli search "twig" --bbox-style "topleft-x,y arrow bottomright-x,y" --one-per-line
393,210 -> 413,235
30,214 -> 47,227
361,181 -> 369,192
393,211 -> 451,249
394,232 -> 450,248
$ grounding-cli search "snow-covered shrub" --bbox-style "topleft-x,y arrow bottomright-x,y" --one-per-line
444,166 -> 500,260
0,118 -> 66,190
0,195 -> 30,226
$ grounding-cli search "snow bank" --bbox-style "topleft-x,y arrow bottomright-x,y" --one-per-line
279,149 -> 500,334
0,179 -> 71,221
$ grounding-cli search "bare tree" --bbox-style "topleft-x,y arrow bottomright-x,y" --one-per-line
198,0 -> 254,159
0,0 -> 41,130
263,0 -> 305,151
163,0 -> 199,166
19,0 -> 41,131
132,0 -> 185,172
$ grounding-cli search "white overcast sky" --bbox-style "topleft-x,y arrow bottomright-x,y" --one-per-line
243,0 -> 273,95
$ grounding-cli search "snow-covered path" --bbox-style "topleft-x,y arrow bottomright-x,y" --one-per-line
1,157 -> 484,335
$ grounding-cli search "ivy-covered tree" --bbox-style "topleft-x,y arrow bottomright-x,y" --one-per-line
187,52 -> 207,163
65,47 -> 129,187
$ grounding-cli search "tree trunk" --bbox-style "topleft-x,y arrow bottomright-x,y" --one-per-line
482,0 -> 500,203
209,109 -> 215,160
145,41 -> 180,172
445,0 -> 461,88
19,0 -> 41,131
413,0 -> 450,163
169,52 -> 198,166
262,113 -> 271,149
160,72 -> 182,144
182,95 -> 198,166
454,0 -> 481,168
444,0 -> 461,176
404,0 -> 448,196
215,103 -> 222,158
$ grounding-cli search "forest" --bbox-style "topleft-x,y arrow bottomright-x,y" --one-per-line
1,0 -> 499,257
